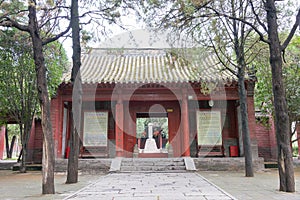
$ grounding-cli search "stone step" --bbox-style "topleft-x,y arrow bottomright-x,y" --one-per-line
119,158 -> 186,172
120,165 -> 186,172
121,159 -> 185,166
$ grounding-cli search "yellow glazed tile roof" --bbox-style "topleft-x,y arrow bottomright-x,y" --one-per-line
63,48 -> 236,84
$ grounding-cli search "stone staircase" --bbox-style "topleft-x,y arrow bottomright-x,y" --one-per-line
109,157 -> 196,173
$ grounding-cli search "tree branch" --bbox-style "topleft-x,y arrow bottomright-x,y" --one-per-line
206,5 -> 270,44
281,8 -> 300,51
42,22 -> 71,45
291,134 -> 300,143
42,2 -> 121,45
206,28 -> 238,77
249,0 -> 268,33
0,17 -> 29,32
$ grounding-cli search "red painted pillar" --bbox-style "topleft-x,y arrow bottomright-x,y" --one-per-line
182,93 -> 190,156
0,126 -> 5,159
115,99 -> 124,157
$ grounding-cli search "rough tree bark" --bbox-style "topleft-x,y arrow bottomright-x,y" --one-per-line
265,0 -> 295,192
231,3 -> 254,177
237,68 -> 254,177
66,0 -> 82,184
19,124 -> 26,173
28,2 -> 55,194
9,136 -> 16,158
19,120 -> 33,173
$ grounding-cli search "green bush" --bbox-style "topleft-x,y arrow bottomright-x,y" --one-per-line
292,146 -> 298,157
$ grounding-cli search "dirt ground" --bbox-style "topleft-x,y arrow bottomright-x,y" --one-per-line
0,170 -> 103,200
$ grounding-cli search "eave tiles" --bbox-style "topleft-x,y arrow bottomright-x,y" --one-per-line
63,48 -> 236,84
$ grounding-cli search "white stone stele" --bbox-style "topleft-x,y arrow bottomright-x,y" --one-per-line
139,122 -> 161,153
148,123 -> 153,139
141,138 -> 161,153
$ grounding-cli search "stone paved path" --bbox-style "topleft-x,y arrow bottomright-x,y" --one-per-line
64,172 -> 236,200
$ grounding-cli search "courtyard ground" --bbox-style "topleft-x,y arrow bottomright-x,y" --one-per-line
199,167 -> 300,200
0,162 -> 299,199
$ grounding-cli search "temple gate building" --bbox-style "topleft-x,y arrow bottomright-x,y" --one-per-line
43,48 -> 260,161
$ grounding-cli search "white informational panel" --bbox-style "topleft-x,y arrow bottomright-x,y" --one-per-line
83,111 -> 108,147
197,110 -> 222,146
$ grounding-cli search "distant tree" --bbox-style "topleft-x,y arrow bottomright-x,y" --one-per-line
256,1 -> 299,192
0,0 -> 71,194
207,0 -> 299,192
0,29 -> 37,172
254,35 -> 300,145
0,28 -> 67,172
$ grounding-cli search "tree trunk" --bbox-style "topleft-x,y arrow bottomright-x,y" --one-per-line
17,149 -> 22,163
66,112 -> 80,183
28,1 -> 55,194
20,146 -> 26,173
20,120 -> 34,173
232,9 -> 254,177
8,136 -> 16,158
238,68 -> 254,177
20,124 -> 26,173
66,0 -> 82,184
265,0 -> 295,192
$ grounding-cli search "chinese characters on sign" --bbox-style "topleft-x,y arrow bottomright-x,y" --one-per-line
197,110 -> 222,145
83,112 -> 108,147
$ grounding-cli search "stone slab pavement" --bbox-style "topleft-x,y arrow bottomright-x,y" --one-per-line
1,161 -> 300,200
200,168 -> 300,200
64,172 -> 236,200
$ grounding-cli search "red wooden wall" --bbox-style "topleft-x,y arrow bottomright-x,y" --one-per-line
255,116 -> 277,161
0,126 -> 5,159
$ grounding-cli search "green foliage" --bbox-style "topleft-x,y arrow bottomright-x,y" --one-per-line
0,28 -> 35,123
254,35 -> 300,124
292,146 -> 298,157
253,43 -> 273,113
200,82 -> 217,95
7,124 -> 20,141
0,28 -> 67,121
136,117 -> 168,138
284,36 -> 300,123
0,1 -> 28,23
0,28 -> 36,160
255,115 -> 271,129
44,41 -> 68,97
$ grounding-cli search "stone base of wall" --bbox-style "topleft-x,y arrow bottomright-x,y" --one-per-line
55,157 -> 265,174
55,159 -> 111,174
193,157 -> 265,171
